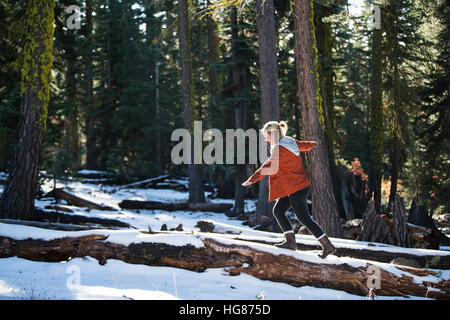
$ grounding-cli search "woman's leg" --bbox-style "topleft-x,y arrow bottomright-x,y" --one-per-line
288,186 -> 335,258
287,186 -> 325,239
272,196 -> 293,233
272,196 -> 297,250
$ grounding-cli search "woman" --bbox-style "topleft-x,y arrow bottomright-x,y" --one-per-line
242,121 -> 336,259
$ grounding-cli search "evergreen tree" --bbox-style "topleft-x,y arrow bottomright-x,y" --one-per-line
0,0 -> 56,219
0,1 -> 22,170
383,0 -> 430,209
414,0 -> 450,213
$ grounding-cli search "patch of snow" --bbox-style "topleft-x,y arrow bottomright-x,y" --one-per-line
0,257 -> 426,300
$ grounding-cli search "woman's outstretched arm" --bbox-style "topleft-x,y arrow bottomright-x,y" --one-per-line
295,139 -> 317,151
242,147 -> 280,186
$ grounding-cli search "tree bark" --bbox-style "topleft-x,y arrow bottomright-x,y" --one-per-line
293,0 -> 342,237
255,0 -> 280,218
206,0 -> 220,102
118,175 -> 170,189
358,195 -> 413,248
0,0 -> 56,220
65,59 -> 81,169
1,233 -> 448,299
84,0 -> 97,170
43,188 -> 118,211
230,6 -> 247,217
178,0 -> 205,203
195,219 -> 450,269
369,24 -> 384,214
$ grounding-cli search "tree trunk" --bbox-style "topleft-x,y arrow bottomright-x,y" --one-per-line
230,6 -> 247,216
388,111 -> 400,211
178,0 -> 205,203
0,0 -> 56,220
43,188 -> 118,211
386,2 -> 403,212
1,233 -> 448,299
255,0 -> 280,218
155,42 -> 162,172
359,195 -> 413,248
66,61 -> 81,169
315,5 -> 344,220
369,25 -> 384,215
293,0 -> 342,237
84,0 -> 97,170
206,0 -> 219,102
144,0 -> 162,174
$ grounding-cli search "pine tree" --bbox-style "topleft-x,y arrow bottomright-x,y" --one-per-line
255,0 -> 280,217
369,3 -> 384,214
414,0 -> 450,213
0,0 -> 56,219
383,0 -> 429,210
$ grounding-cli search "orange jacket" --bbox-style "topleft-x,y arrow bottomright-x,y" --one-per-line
244,138 -> 317,202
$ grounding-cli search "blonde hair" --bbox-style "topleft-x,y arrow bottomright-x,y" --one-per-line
262,120 -> 288,138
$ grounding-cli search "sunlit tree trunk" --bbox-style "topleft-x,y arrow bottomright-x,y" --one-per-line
293,0 -> 342,237
255,0 -> 280,217
369,22 -> 384,214
178,0 -> 205,203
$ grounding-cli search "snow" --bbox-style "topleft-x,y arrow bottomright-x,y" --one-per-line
76,170 -> 115,176
0,257 -> 425,300
1,174 -> 449,300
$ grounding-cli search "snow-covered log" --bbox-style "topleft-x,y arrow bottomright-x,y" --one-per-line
0,219 -> 93,231
34,209 -> 131,229
118,175 -> 170,189
195,220 -> 450,269
119,200 -> 232,213
42,188 -> 118,211
0,229 -> 448,299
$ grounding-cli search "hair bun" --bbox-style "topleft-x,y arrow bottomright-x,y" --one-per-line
278,121 -> 288,136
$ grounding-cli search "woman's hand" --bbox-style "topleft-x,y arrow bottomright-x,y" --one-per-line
242,180 -> 252,187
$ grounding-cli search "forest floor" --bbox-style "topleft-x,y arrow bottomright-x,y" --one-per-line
0,171 -> 449,300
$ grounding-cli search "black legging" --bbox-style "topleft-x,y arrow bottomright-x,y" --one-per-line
272,186 -> 325,239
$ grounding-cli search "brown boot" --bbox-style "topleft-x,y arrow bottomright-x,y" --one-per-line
317,235 -> 336,259
274,231 -> 297,250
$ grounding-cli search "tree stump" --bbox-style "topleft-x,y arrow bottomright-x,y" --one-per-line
358,195 -> 413,248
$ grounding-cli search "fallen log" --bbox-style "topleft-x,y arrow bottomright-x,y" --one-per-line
0,232 -> 448,299
0,219 -> 94,231
118,175 -> 170,190
33,209 -> 130,229
195,220 -> 450,269
44,205 -> 74,213
146,182 -> 188,192
202,238 -> 450,299
119,200 -> 233,213
408,223 -> 442,250
42,188 -> 118,211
